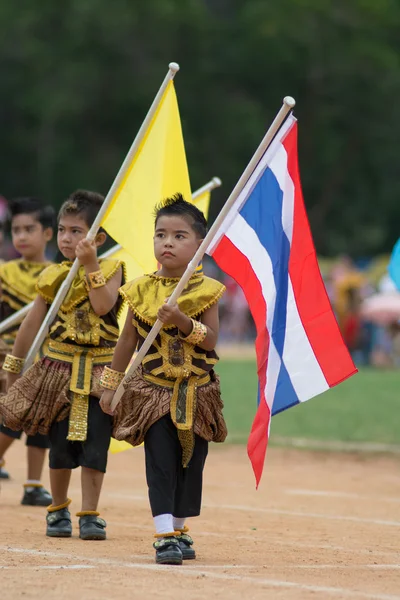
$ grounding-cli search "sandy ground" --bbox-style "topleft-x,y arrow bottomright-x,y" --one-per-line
1,443 -> 399,600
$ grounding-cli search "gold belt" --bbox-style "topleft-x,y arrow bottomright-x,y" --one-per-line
143,371 -> 210,467
45,340 -> 114,442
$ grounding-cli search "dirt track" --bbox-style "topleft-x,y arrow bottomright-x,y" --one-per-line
1,443 -> 399,599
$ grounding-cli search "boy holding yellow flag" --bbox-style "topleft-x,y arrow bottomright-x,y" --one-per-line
0,190 -> 126,541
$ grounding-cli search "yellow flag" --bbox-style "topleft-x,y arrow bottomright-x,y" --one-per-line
193,190 -> 211,219
101,80 -> 191,272
109,438 -> 134,454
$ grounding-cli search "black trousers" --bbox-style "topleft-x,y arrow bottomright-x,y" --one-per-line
49,396 -> 112,472
0,424 -> 50,449
144,414 -> 208,518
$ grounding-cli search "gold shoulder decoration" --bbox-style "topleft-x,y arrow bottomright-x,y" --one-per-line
36,258 -> 125,312
119,273 -> 225,328
0,259 -> 52,308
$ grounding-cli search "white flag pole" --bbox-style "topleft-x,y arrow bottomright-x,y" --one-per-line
110,96 -> 295,411
22,63 -> 180,372
192,176 -> 222,200
0,304 -> 32,335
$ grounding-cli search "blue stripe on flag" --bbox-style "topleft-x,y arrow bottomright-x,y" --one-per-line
240,166 -> 299,415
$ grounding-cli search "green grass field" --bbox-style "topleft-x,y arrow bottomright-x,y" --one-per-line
218,360 -> 400,447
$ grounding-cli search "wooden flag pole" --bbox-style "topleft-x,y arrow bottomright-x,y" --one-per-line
23,63 -> 180,372
110,96 -> 296,411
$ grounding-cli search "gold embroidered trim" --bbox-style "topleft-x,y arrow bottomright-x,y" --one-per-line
142,371 -> 210,390
44,340 -> 114,441
87,269 -> 106,289
119,274 -> 225,329
100,366 -> 125,390
134,317 -> 217,372
179,318 -> 207,345
148,272 -> 203,283
46,340 -> 114,360
3,354 -> 25,373
67,393 -> 89,441
36,259 -> 125,313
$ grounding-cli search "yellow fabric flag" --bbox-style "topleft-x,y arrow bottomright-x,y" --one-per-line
109,438 -> 134,454
101,80 -> 191,272
193,190 -> 211,219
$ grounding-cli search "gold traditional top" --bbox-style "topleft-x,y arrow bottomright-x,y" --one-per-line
36,258 -> 125,313
120,272 -> 226,468
37,258 -> 126,443
119,272 -> 225,330
0,259 -> 51,309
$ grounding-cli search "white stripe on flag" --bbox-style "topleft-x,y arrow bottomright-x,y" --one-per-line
225,214 -> 280,412
270,144 -> 295,243
283,278 -> 330,401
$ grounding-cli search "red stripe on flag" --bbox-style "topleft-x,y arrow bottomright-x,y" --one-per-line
284,124 -> 357,386
247,397 -> 270,488
212,235 -> 271,485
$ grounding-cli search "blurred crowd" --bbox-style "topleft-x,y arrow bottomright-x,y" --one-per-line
205,254 -> 400,368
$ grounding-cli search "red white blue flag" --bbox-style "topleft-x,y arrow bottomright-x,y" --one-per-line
207,115 -> 357,486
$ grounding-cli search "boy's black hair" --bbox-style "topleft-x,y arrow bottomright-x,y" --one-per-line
8,197 -> 56,230
58,189 -> 104,229
154,193 -> 207,238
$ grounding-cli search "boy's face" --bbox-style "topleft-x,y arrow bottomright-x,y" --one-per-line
154,214 -> 202,275
11,213 -> 53,261
57,214 -> 90,260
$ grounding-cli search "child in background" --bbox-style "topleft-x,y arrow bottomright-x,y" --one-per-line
0,190 -> 125,540
0,197 -> 54,507
100,194 -> 227,565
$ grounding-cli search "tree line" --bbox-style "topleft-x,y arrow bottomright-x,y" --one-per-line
0,0 -> 399,256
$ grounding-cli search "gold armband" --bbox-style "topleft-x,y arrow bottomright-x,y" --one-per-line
86,269 -> 106,290
99,366 -> 125,390
179,318 -> 208,345
3,354 -> 25,374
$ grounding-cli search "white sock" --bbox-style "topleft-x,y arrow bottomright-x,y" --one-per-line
153,513 -> 174,534
173,517 -> 186,530
24,479 -> 42,492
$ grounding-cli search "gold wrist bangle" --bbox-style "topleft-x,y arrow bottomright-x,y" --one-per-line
3,354 -> 25,374
99,366 -> 125,390
179,318 -> 207,345
87,269 -> 106,289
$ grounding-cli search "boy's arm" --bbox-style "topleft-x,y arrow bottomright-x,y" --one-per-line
6,295 -> 48,388
198,302 -> 219,351
99,309 -> 138,415
109,309 -> 138,372
75,239 -> 122,316
87,267 -> 122,316
157,301 -> 220,352
11,295 -> 48,359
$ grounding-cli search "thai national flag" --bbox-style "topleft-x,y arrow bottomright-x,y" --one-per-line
207,115 -> 357,486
